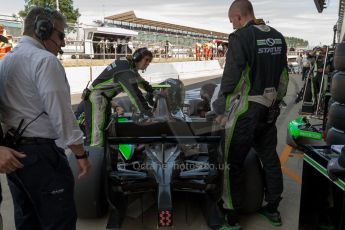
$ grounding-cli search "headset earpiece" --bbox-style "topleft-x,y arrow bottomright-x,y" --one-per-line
132,47 -> 149,62
34,8 -> 54,40
34,19 -> 53,40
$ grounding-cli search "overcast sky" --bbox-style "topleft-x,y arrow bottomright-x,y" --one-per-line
1,0 -> 339,46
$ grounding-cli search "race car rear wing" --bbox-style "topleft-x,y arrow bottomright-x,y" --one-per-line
106,121 -> 221,144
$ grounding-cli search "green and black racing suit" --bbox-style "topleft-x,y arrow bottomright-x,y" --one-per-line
213,20 -> 289,211
84,59 -> 154,146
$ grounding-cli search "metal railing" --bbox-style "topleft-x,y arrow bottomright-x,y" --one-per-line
61,40 -> 226,65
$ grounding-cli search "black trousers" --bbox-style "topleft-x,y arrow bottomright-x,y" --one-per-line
227,102 -> 283,209
7,143 -> 77,230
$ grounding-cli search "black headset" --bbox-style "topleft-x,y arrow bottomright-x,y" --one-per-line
34,8 -> 55,40
132,47 -> 152,62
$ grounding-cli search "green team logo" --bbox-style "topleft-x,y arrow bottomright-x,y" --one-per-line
257,38 -> 282,46
266,38 -> 275,46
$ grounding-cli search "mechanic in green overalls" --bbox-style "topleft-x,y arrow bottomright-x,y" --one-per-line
84,47 -> 155,146
212,1 -> 289,229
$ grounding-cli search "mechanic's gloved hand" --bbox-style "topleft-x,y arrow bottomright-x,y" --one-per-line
145,92 -> 155,106
327,158 -> 345,181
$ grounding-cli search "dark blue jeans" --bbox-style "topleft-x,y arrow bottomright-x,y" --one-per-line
7,143 -> 77,230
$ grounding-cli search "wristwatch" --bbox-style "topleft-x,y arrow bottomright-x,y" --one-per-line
75,150 -> 89,160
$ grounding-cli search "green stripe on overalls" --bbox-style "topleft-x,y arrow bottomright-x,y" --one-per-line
90,78 -> 116,146
100,89 -> 116,144
223,65 -> 251,210
92,78 -> 113,89
90,95 -> 108,146
119,82 -> 141,113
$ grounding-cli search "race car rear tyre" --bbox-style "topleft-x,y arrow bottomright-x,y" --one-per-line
286,129 -> 298,148
325,122 -> 332,137
328,97 -> 335,110
334,43 -> 345,71
241,149 -> 264,214
328,102 -> 345,132
67,146 -> 108,218
327,128 -> 345,145
331,72 -> 345,104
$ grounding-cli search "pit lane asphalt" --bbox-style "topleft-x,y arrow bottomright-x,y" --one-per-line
0,74 -> 304,230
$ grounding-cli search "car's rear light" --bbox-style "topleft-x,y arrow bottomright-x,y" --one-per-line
158,209 -> 172,227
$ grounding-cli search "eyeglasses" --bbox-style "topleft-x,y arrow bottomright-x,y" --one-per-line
53,28 -> 65,41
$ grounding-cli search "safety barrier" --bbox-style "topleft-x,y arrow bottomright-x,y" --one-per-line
65,60 -> 223,94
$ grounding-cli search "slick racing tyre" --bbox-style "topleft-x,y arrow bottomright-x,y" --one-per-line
328,97 -> 335,110
328,102 -> 345,132
327,128 -> 345,145
241,149 -> 264,214
331,72 -> 345,104
325,122 -> 332,136
334,42 -> 345,71
286,129 -> 298,148
68,146 -> 108,218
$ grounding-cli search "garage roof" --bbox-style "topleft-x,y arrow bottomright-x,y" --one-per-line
83,26 -> 138,37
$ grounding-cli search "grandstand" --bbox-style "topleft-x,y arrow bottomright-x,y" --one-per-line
104,11 -> 228,47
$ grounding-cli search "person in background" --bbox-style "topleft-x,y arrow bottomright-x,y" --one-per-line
127,37 -> 133,54
297,54 -> 303,74
196,42 -> 202,61
217,43 -> 224,57
0,28 -> 12,60
302,52 -> 311,81
311,46 -> 329,103
208,42 -> 214,60
203,42 -> 209,60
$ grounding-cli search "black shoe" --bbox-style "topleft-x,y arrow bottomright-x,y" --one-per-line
224,211 -> 241,230
209,223 -> 240,230
227,223 -> 241,230
258,205 -> 282,227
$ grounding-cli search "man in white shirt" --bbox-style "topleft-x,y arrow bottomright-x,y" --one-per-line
0,7 -> 91,230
